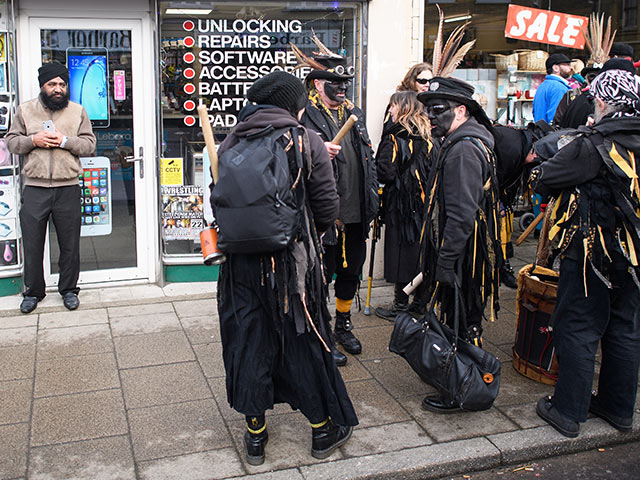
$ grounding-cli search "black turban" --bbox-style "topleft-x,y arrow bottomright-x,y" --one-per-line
38,62 -> 69,87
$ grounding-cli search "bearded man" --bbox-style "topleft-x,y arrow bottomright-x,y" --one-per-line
533,53 -> 574,124
6,62 -> 96,314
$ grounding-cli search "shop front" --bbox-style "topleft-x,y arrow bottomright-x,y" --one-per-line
0,0 -> 423,296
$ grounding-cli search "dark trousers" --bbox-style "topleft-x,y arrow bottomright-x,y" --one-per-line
20,185 -> 81,298
324,222 -> 367,301
553,257 -> 640,422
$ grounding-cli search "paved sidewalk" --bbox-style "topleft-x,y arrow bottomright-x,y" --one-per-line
1,237 -> 639,480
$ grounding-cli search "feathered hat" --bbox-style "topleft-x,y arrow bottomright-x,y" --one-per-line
290,31 -> 354,84
580,12 -> 617,77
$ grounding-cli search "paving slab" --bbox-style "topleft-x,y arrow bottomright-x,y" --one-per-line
398,394 -> 519,443
110,312 -> 182,337
179,314 -> 221,345
361,356 -> 432,398
0,422 -> 28,479
34,352 -> 120,397
0,344 -> 35,381
28,435 -> 136,480
0,326 -> 37,347
37,324 -> 113,360
193,342 -> 225,378
39,308 -> 109,329
348,325 -> 395,361
299,437 -> 500,480
108,302 -> 175,318
120,362 -> 211,409
31,389 -> 128,446
335,356 -> 372,383
0,378 -> 32,425
341,420 -> 433,457
137,448 -> 244,480
114,330 -> 194,368
345,378 -> 411,428
172,298 -> 218,318
128,398 -> 230,461
0,314 -> 37,329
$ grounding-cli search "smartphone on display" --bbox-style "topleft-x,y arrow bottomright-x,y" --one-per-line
42,120 -> 55,133
79,156 -> 112,237
66,48 -> 110,128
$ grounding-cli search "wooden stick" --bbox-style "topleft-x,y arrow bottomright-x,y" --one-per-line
331,114 -> 358,145
197,104 -> 218,183
515,211 -> 545,246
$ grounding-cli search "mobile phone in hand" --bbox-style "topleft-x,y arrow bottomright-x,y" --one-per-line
42,120 -> 55,133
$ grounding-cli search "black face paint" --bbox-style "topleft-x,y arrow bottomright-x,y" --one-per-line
324,80 -> 350,104
425,101 -> 456,137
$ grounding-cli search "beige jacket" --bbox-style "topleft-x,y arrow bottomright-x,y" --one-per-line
6,97 -> 96,187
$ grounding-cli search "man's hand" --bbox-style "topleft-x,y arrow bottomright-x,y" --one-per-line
324,141 -> 341,160
435,264 -> 456,287
32,130 -> 63,149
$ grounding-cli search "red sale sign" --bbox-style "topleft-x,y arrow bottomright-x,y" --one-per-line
505,4 -> 588,49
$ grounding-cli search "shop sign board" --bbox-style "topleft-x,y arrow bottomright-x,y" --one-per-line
505,4 -> 588,49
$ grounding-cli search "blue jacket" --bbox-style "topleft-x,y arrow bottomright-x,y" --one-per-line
533,75 -> 571,124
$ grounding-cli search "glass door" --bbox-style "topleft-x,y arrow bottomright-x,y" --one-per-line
20,17 -> 158,286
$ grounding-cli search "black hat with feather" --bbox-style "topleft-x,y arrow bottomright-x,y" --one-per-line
290,31 -> 355,84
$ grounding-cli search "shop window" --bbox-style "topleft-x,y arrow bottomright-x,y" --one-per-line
158,1 -> 363,258
623,0 -> 638,30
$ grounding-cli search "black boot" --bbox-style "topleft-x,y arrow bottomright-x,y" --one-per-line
244,416 -> 268,466
500,258 -> 517,289
375,283 -> 409,321
334,311 -> 362,354
311,419 -> 353,459
332,345 -> 347,367
407,283 -> 428,317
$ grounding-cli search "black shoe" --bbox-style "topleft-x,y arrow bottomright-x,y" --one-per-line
421,394 -> 462,414
332,346 -> 347,367
311,420 -> 353,459
244,429 -> 268,466
407,301 -> 426,317
334,311 -> 362,355
62,292 -> 79,310
374,303 -> 408,322
589,394 -> 633,432
500,260 -> 518,289
20,296 -> 39,314
536,396 -> 579,438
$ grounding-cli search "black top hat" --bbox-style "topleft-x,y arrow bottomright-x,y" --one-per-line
305,55 -> 355,83
545,53 -> 572,71
417,76 -> 481,113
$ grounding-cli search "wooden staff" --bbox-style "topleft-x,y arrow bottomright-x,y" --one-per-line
331,114 -> 358,145
197,104 -> 218,183
515,211 -> 545,246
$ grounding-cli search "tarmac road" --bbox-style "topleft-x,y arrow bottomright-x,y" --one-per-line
442,440 -> 640,480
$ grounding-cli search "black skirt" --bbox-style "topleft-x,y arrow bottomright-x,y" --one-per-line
217,253 -> 358,427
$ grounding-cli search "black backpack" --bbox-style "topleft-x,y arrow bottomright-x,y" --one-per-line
212,125 -> 304,254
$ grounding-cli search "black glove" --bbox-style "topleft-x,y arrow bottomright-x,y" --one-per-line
435,264 -> 455,287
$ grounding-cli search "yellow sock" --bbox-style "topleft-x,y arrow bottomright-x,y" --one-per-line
335,297 -> 352,313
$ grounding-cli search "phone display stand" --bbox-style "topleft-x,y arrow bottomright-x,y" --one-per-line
0,28 -> 21,274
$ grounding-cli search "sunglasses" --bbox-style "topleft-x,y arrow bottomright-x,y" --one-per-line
425,104 -> 452,115
416,78 -> 430,85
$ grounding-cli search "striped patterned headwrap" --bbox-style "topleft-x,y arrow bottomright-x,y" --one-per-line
590,69 -> 640,117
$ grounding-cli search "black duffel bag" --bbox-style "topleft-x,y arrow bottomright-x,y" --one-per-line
389,283 -> 501,411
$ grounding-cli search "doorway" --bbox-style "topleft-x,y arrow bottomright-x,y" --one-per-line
18,16 -> 158,287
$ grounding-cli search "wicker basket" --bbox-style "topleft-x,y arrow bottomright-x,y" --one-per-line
493,53 -> 518,72
517,50 -> 548,72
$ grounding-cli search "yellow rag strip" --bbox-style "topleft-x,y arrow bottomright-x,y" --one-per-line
610,142 -> 637,180
391,135 -> 398,164
302,292 -> 330,352
625,226 -> 638,266
415,169 -> 426,203
310,418 -> 329,428
597,225 -> 612,262
341,231 -> 348,268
